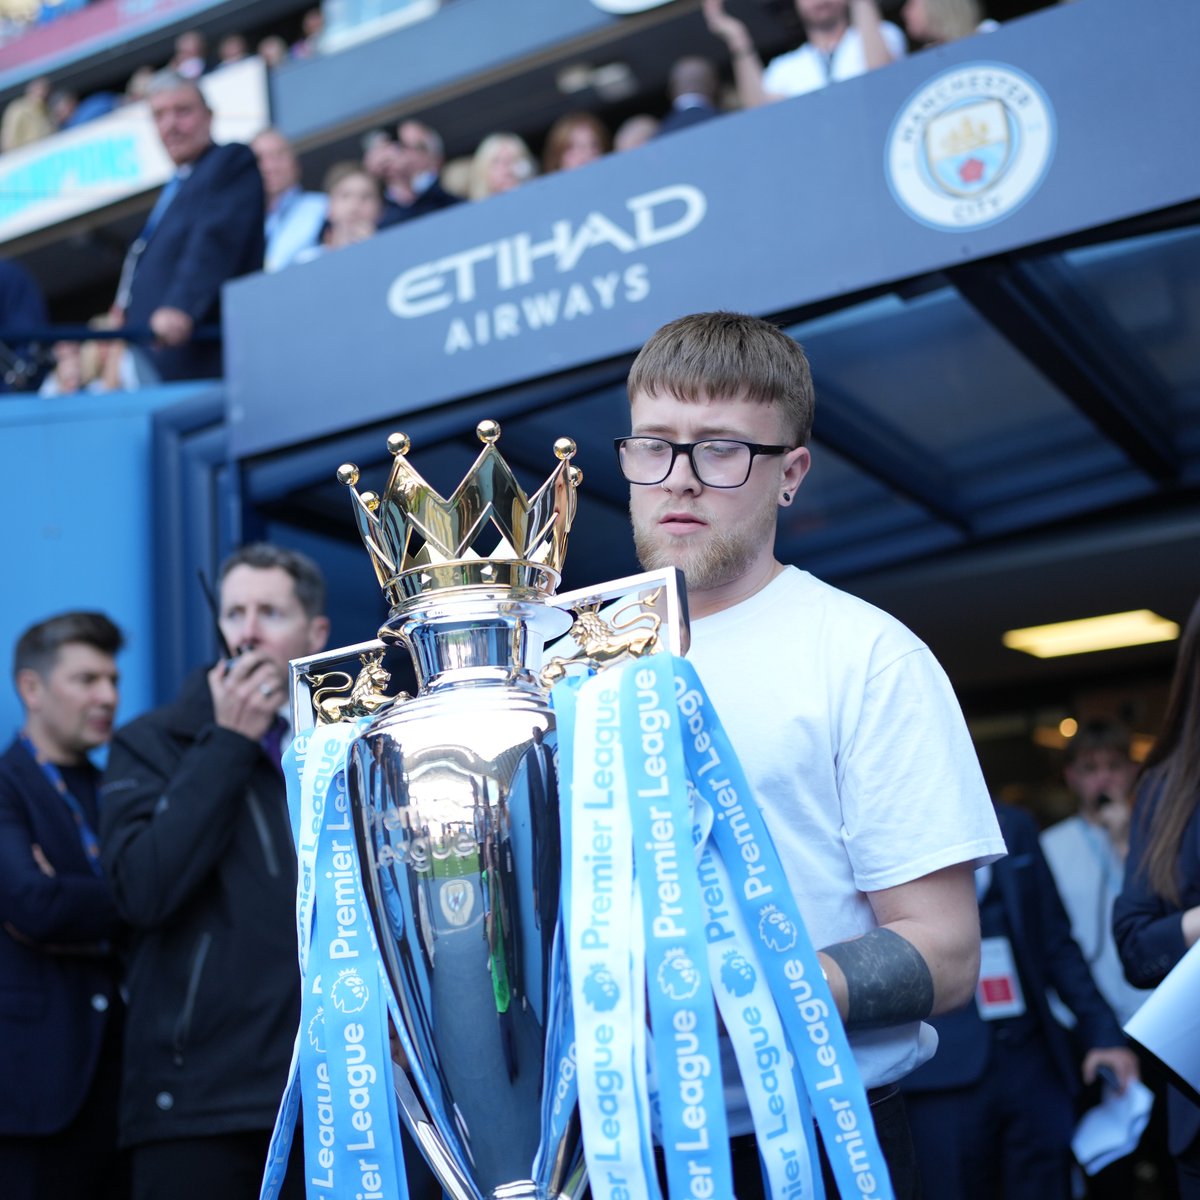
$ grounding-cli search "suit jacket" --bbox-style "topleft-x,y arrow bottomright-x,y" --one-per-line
1114,774 -> 1200,1155
0,738 -> 123,1135
377,177 -> 461,228
656,100 -> 719,137
904,803 -> 1125,1097
124,140 -> 264,381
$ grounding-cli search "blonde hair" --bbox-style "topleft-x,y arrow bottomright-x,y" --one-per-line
468,133 -> 536,201
922,0 -> 984,42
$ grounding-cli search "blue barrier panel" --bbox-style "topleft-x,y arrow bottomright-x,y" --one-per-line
0,384 -> 216,744
224,0 -> 1199,461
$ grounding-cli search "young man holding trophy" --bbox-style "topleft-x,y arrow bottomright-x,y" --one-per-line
617,311 -> 1006,1197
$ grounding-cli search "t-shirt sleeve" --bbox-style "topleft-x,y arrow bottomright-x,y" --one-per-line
836,644 -> 1005,893
882,20 -> 908,60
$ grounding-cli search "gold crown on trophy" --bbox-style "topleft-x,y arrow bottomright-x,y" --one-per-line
337,420 -> 581,611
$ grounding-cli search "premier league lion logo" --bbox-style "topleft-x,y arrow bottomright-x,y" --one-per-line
758,905 -> 798,952
657,948 -> 702,1001
331,967 -> 370,1014
720,950 -> 757,997
307,1006 -> 326,1053
582,963 -> 621,1012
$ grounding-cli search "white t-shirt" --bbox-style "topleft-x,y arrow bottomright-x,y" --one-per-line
687,567 -> 1005,1097
1041,814 -> 1149,1027
762,21 -> 907,98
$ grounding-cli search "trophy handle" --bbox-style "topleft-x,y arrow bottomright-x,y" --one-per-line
289,638 -> 411,733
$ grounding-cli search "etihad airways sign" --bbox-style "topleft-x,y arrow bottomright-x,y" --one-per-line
384,184 -> 707,355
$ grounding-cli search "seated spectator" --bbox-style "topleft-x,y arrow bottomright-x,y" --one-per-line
900,0 -> 998,44
257,35 -> 290,68
124,66 -> 155,106
468,132 -> 537,201
613,113 -> 661,152
252,128 -> 328,271
657,56 -> 722,134
1,77 -> 53,152
374,120 -> 461,228
542,111 -> 610,174
47,88 -> 78,130
703,0 -> 904,107
217,33 -> 250,67
38,341 -> 95,398
171,29 -> 208,80
291,7 -> 324,59
61,89 -> 120,129
296,162 -> 382,262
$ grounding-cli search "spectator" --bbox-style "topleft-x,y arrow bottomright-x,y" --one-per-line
613,112 -> 661,152
171,30 -> 207,80
296,161 -> 382,262
60,88 -> 120,129
702,0 -> 905,107
1115,593 -> 1200,1198
468,132 -> 537,201
375,120 -> 461,228
100,544 -> 330,1200
38,340 -> 93,397
900,0 -> 998,43
616,311 -> 1006,1198
216,32 -> 249,67
291,7 -> 324,59
0,611 -> 127,1200
1,76 -> 53,152
124,66 -> 155,106
252,128 -> 327,271
47,87 -> 78,130
657,55 -> 722,135
112,70 -> 264,381
903,801 -> 1138,1199
256,35 -> 290,69
1041,719 -> 1150,1026
0,259 -> 48,393
541,111 -> 610,173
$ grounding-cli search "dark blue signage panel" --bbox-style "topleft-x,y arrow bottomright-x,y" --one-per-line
225,0 -> 1198,459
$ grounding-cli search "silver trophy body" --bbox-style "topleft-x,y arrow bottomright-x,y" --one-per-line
348,596 -> 579,1200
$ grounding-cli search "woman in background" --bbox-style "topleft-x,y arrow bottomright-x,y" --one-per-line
1115,593 -> 1200,1197
468,133 -> 537,201
542,111 -> 610,174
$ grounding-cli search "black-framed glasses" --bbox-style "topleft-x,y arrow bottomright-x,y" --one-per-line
614,437 -> 792,489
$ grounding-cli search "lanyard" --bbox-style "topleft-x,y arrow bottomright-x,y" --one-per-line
19,732 -> 102,876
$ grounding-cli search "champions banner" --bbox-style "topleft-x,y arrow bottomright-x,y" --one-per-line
554,655 -> 894,1200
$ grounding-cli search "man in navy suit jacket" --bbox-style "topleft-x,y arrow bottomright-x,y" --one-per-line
0,611 -> 126,1199
902,803 -> 1139,1199
115,71 -> 264,381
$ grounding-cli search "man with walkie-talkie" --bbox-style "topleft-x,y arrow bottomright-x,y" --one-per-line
100,545 -> 329,1200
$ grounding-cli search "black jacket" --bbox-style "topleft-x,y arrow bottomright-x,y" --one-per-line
100,667 -> 298,1147
904,803 -> 1125,1096
0,738 -> 123,1135
1114,774 -> 1200,1156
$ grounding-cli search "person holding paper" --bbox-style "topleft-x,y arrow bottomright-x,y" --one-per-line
1115,593 -> 1200,1197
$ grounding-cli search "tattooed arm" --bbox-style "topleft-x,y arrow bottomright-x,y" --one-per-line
819,862 -> 980,1031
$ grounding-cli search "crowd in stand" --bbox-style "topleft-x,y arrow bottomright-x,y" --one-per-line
1,0 -> 1013,397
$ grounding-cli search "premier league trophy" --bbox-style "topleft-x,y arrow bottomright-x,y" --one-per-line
288,421 -> 686,1200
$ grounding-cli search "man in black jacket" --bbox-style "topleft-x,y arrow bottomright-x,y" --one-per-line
101,545 -> 329,1200
901,803 -> 1140,1199
113,70 -> 264,381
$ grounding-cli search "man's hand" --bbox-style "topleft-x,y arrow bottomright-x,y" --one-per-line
703,0 -> 754,54
208,650 -> 287,742
1082,1046 -> 1140,1094
149,306 -> 194,346
31,843 -> 55,877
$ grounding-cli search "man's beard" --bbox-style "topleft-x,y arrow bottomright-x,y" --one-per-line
630,493 -> 779,593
